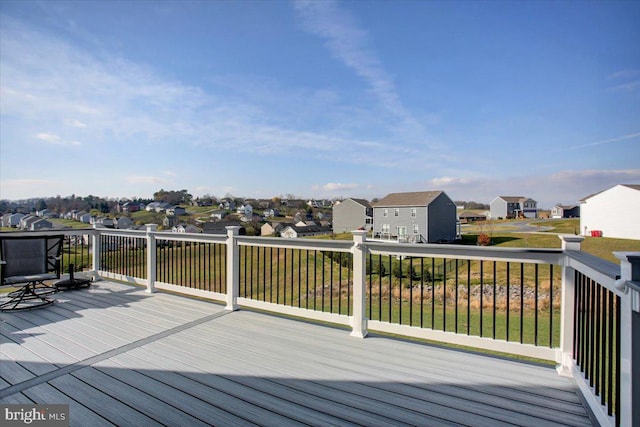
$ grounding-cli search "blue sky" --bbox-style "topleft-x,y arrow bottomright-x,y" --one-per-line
1,0 -> 638,208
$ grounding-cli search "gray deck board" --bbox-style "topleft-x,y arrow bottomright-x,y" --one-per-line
148,321 -> 584,427
0,281 -> 593,426
19,382 -> 114,427
71,366 -> 211,426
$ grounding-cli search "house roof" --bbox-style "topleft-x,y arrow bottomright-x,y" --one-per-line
580,184 -> 640,202
496,196 -> 526,203
348,198 -> 371,208
284,224 -> 333,234
373,191 -> 444,207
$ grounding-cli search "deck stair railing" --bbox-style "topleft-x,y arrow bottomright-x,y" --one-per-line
6,226 -> 635,426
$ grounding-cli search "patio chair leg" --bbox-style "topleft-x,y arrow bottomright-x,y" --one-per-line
0,283 -> 54,311
8,281 -> 57,297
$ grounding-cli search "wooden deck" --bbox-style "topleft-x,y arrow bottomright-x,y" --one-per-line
1,281 -> 593,426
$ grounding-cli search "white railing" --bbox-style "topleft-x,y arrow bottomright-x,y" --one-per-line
100,226 -> 640,427
5,225 -> 636,426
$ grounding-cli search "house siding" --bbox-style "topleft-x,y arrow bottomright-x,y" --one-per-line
333,199 -> 372,233
490,196 -> 537,219
580,184 -> 640,240
373,206 -> 427,240
428,193 -> 457,242
372,191 -> 456,243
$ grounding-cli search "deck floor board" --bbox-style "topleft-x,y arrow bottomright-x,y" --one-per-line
1,281 -> 593,426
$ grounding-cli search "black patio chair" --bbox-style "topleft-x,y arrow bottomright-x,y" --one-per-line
0,234 -> 64,311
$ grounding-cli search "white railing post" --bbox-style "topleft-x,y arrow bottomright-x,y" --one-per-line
350,230 -> 368,338
225,226 -> 241,311
145,224 -> 157,293
91,224 -> 101,280
557,235 -> 584,375
614,252 -> 640,427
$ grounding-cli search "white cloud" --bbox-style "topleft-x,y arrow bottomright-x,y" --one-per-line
314,182 -> 359,193
293,0 -> 423,135
35,132 -> 81,146
0,15 -> 439,174
67,119 -> 87,128
554,132 -> 640,152
414,169 -> 640,209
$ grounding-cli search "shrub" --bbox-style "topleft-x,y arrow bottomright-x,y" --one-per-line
477,233 -> 491,246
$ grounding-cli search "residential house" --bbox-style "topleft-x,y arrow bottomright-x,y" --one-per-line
163,216 -> 178,228
260,222 -> 292,237
489,196 -> 538,219
19,215 -> 39,230
166,206 -> 187,217
29,218 -> 53,231
281,199 -> 307,209
580,184 -> 640,240
146,202 -> 173,213
191,198 -> 214,207
37,209 -> 58,219
332,198 -> 373,233
4,213 -> 25,228
114,217 -> 134,230
210,210 -> 228,221
280,224 -> 333,238
172,224 -> 202,233
458,211 -> 487,223
219,199 -> 236,211
202,222 -> 246,235
63,210 -> 77,220
551,204 -> 580,219
93,217 -> 115,228
372,191 -> 457,243
241,213 -> 261,223
119,201 -> 142,213
236,204 -> 253,216
263,208 -> 280,218
296,220 -> 318,227
76,212 -> 92,224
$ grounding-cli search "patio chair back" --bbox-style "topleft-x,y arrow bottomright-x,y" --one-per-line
0,235 -> 63,285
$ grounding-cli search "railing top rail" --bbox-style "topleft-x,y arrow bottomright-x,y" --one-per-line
237,235 -> 354,252
96,228 -> 147,238
0,229 -> 93,237
365,240 -> 565,264
565,250 -> 619,291
153,231 -> 227,244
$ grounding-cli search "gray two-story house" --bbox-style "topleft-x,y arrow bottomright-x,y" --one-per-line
332,198 -> 373,233
372,191 -> 457,243
490,196 -> 538,219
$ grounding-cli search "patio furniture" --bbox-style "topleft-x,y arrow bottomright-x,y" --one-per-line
0,234 -> 64,311
55,263 -> 91,290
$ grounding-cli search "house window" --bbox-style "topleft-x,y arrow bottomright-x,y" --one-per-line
413,224 -> 419,235
381,224 -> 390,235
394,208 -> 399,217
383,208 -> 388,217
410,208 -> 416,217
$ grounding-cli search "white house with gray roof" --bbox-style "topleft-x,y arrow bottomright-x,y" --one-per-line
372,191 -> 457,243
580,184 -> 640,240
490,196 -> 538,219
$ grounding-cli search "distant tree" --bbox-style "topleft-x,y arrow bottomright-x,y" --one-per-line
36,199 -> 47,211
154,189 -> 192,205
